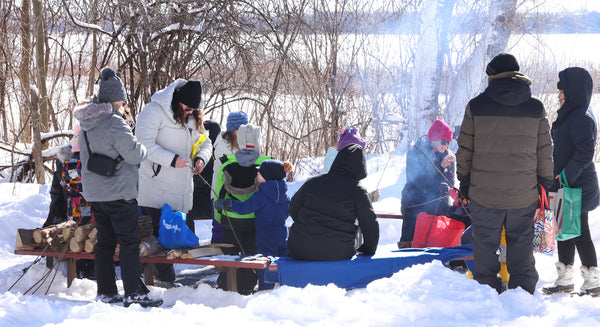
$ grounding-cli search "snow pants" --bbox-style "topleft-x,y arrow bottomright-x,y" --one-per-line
470,199 -> 538,294
91,199 -> 143,297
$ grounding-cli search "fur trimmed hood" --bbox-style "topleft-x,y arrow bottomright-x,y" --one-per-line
73,102 -> 114,131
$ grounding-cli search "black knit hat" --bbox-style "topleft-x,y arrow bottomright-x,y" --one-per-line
557,81 -> 563,90
97,68 -> 126,103
486,53 -> 520,76
173,80 -> 202,109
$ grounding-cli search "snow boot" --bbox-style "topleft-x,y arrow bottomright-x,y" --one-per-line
580,266 -> 600,296
397,241 -> 412,249
124,294 -> 164,308
97,294 -> 124,304
542,262 -> 574,294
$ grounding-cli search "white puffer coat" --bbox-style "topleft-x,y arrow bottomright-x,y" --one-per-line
135,79 -> 212,212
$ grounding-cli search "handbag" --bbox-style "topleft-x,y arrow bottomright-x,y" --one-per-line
83,131 -> 123,177
157,203 -> 200,249
533,185 -> 554,255
553,170 -> 582,241
412,212 -> 465,248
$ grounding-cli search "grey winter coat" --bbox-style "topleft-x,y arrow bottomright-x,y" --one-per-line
135,79 -> 213,212
74,102 -> 147,202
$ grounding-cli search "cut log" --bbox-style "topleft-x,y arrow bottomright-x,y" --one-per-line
139,235 -> 161,257
88,228 -> 97,240
16,229 -> 37,250
69,238 -> 85,253
50,237 -> 68,252
32,220 -> 77,244
74,223 -> 96,242
84,238 -> 97,253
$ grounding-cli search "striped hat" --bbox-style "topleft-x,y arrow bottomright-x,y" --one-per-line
226,111 -> 249,132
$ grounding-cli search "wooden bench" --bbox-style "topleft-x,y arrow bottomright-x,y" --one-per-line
13,249 -> 270,292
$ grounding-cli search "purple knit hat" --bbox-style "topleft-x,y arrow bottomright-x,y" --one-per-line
337,126 -> 366,150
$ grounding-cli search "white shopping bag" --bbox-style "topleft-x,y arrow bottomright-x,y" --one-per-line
548,190 -> 564,238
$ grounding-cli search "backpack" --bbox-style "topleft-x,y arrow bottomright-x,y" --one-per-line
213,153 -> 271,224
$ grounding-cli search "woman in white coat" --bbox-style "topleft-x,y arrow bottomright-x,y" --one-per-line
135,79 -> 212,285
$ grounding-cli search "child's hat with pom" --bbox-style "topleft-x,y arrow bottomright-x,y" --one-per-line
259,159 -> 293,181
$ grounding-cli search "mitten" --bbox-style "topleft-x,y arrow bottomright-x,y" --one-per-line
214,198 -> 233,211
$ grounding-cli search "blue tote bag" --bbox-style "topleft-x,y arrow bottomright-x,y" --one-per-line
157,203 -> 200,249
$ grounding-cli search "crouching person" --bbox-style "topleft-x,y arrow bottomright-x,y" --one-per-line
287,144 -> 379,261
75,67 -> 162,307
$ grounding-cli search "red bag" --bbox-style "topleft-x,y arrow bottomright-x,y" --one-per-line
412,212 -> 465,248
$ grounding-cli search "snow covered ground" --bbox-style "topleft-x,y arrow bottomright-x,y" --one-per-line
1,153 -> 600,326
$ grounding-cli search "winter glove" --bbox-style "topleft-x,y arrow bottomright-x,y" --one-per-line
457,174 -> 470,201
538,176 -> 557,193
214,198 -> 233,211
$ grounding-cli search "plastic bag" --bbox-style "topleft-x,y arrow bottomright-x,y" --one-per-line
412,212 -> 465,248
157,203 -> 199,249
533,186 -> 554,255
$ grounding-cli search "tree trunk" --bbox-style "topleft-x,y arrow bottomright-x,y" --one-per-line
87,31 -> 97,97
30,87 -> 45,184
20,0 -> 31,143
32,0 -> 49,137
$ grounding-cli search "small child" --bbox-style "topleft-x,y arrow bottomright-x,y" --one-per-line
215,159 -> 292,290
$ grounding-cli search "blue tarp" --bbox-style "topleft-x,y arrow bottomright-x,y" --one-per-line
265,245 -> 473,290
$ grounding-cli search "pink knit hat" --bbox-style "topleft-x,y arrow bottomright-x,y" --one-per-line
427,119 -> 453,142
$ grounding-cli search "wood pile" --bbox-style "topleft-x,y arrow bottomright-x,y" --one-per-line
16,217 -> 164,257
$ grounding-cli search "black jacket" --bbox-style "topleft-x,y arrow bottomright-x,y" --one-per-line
551,67 -> 600,213
287,144 -> 379,261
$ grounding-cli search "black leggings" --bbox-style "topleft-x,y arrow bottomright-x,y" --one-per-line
558,212 -> 598,268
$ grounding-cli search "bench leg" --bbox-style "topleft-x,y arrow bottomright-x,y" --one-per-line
225,267 -> 237,292
66,258 -> 77,288
143,263 -> 154,286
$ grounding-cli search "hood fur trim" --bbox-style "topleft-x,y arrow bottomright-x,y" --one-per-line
223,170 -> 259,196
73,102 -> 113,121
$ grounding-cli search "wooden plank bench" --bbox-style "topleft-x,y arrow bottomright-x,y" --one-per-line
13,249 -> 270,292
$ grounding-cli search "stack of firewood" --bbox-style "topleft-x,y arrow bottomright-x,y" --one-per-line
16,220 -> 78,252
16,216 -> 162,257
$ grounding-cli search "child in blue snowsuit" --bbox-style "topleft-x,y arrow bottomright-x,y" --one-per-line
215,159 -> 292,290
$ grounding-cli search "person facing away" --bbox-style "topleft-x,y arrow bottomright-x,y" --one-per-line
288,143 -> 379,261
210,111 -> 249,243
135,79 -> 212,286
213,123 -> 270,294
323,126 -> 380,202
456,53 -> 554,294
398,119 -> 455,249
543,67 -> 600,296
215,159 -> 293,290
75,67 -> 162,307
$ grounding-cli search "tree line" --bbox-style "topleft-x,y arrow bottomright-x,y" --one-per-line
0,0 -> 596,183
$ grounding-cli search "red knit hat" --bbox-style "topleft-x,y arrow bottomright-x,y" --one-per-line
427,119 -> 453,142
